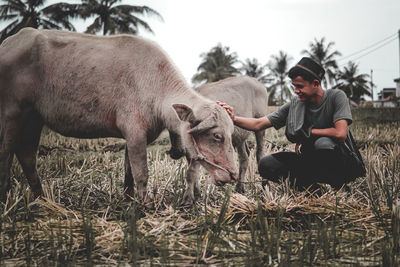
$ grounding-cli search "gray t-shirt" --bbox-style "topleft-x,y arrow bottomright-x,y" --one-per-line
267,89 -> 352,131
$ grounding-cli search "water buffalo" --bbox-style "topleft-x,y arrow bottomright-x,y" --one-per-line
0,28 -> 238,205
168,76 -> 268,204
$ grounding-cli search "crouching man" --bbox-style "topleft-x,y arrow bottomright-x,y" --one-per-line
218,57 -> 365,190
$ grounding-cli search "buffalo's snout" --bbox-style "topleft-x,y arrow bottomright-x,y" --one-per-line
230,172 -> 239,182
213,170 -> 238,187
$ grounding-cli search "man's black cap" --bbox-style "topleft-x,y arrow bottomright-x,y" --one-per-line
290,57 -> 325,81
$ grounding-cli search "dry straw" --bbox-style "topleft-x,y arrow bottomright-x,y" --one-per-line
0,123 -> 399,265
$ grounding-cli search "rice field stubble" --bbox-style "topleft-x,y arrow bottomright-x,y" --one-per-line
0,122 -> 399,266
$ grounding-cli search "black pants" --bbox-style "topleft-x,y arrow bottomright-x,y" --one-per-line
258,137 -> 347,189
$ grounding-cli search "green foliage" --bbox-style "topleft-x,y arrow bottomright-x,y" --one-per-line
192,44 -> 241,85
77,0 -> 163,36
266,50 -> 293,105
240,58 -> 272,86
0,0 -> 79,43
334,61 -> 372,103
0,0 -> 162,43
301,37 -> 342,88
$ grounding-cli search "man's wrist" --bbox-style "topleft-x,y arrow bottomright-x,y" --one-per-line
232,116 -> 237,125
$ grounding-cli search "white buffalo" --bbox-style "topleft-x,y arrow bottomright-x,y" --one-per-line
167,76 -> 268,205
0,28 -> 238,206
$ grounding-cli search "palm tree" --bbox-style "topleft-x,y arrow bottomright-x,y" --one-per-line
334,61 -> 371,103
302,37 -> 342,88
78,0 -> 162,36
267,51 -> 292,105
0,0 -> 79,43
192,44 -> 240,85
240,58 -> 272,86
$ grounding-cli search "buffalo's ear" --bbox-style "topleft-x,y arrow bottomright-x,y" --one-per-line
172,104 -> 194,122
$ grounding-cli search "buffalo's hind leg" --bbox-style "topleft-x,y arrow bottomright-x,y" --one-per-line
0,115 -> 41,200
254,129 -> 266,163
0,149 -> 14,201
14,114 -> 44,199
0,110 -> 19,201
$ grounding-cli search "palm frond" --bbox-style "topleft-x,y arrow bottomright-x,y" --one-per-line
0,18 -> 25,43
113,5 -> 163,22
42,3 -> 81,19
85,16 -> 102,34
0,18 -> 19,42
301,37 -> 342,88
111,9 -> 154,34
0,0 -> 25,16
40,18 -> 63,30
192,44 -> 240,85
0,14 -> 18,21
335,61 -> 371,102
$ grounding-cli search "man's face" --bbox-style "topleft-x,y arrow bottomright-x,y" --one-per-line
291,76 -> 319,102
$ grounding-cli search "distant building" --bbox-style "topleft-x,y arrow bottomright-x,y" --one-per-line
377,87 -> 396,99
373,78 -> 400,107
395,77 -> 400,97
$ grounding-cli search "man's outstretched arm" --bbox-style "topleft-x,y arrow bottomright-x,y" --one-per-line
217,101 -> 273,131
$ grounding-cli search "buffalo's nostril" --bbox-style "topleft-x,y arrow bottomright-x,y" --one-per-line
167,148 -> 184,160
230,173 -> 239,182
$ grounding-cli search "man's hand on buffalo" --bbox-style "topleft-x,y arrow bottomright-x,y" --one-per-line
216,101 -> 235,121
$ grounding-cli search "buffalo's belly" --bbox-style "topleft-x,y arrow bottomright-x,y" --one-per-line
37,104 -> 122,139
47,123 -> 122,139
44,117 -> 122,139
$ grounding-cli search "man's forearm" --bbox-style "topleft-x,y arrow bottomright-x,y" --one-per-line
233,116 -> 272,131
311,120 -> 348,142
311,128 -> 342,140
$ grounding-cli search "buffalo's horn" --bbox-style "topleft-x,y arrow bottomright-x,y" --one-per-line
189,115 -> 217,134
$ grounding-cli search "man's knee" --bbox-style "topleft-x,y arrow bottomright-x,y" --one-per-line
314,137 -> 337,150
258,154 -> 288,182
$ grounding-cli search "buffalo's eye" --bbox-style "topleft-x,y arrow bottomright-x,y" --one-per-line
214,133 -> 224,142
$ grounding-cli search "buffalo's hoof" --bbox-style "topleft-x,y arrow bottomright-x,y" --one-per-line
181,193 -> 196,208
32,188 -> 44,199
124,188 -> 135,201
235,182 -> 245,194
143,197 -> 154,210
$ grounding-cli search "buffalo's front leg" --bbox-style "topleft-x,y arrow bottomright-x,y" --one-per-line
125,135 -> 152,207
235,141 -> 250,194
124,145 -> 134,197
182,160 -> 201,206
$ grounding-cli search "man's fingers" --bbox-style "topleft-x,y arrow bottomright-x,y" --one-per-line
295,143 -> 301,155
217,101 -> 233,112
216,101 -> 235,120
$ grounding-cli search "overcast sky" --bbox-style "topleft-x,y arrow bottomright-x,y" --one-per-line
113,0 -> 399,100
3,0 -> 400,99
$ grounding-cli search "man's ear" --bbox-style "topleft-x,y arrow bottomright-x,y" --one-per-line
313,80 -> 320,87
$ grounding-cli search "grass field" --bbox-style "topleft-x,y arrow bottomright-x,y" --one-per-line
0,120 -> 399,266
